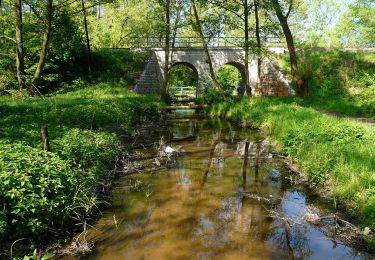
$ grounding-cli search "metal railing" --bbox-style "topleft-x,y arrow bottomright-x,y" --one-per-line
128,36 -> 284,48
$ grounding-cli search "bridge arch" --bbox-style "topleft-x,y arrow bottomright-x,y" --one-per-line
168,61 -> 199,99
222,61 -> 246,84
216,61 -> 247,96
169,61 -> 199,79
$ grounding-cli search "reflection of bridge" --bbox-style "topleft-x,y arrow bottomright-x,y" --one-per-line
134,46 -> 295,97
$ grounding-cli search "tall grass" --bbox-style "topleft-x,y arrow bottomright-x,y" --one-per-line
209,97 -> 375,229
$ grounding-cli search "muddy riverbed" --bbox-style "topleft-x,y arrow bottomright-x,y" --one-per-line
60,111 -> 372,259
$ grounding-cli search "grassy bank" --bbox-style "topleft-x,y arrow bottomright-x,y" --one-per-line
0,50 -> 160,247
278,50 -> 375,118
209,98 -> 375,231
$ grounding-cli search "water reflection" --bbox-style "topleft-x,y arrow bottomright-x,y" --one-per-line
68,119 -> 369,260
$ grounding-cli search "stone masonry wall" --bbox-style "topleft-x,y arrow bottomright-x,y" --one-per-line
135,48 -> 295,97
254,58 -> 295,96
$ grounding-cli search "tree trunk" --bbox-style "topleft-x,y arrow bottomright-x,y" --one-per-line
254,0 -> 261,94
31,0 -> 53,94
15,0 -> 26,90
161,0 -> 170,102
244,0 -> 252,97
191,0 -> 224,96
41,126 -> 50,151
81,0 -> 93,73
96,0 -> 101,20
272,0 -> 306,97
279,17 -> 305,96
171,1 -> 182,49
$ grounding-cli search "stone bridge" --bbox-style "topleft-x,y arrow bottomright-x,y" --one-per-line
134,47 -> 295,96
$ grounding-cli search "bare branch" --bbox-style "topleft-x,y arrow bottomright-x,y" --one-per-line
54,0 -> 79,10
0,35 -> 16,42
286,0 -> 293,18
207,0 -> 245,22
57,2 -> 102,16
23,0 -> 44,21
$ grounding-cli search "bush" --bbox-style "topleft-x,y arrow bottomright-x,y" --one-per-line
0,142 -> 84,237
196,77 -> 229,105
199,88 -> 226,105
0,211 -> 6,236
54,129 -> 120,174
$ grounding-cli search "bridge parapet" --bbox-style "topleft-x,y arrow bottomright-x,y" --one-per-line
128,36 -> 285,49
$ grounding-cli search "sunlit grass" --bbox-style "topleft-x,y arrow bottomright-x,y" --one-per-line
277,50 -> 375,119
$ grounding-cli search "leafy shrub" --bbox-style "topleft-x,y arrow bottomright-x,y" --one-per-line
0,70 -> 17,94
199,88 -> 226,105
0,142 -> 84,237
0,211 -> 6,236
54,129 -> 120,174
196,77 -> 229,105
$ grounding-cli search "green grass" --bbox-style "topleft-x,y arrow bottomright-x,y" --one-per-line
277,50 -> 375,119
209,97 -> 375,231
0,50 -> 161,243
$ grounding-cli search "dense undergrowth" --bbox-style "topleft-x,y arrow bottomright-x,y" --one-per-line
0,50 -> 160,245
278,50 -> 375,118
209,98 -> 375,232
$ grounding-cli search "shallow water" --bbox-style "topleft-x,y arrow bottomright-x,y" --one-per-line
65,116 -> 370,260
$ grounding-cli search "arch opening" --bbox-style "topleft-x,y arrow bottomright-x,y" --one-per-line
168,62 -> 199,101
217,62 -> 247,96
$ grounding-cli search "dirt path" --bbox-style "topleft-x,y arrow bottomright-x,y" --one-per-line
317,109 -> 375,127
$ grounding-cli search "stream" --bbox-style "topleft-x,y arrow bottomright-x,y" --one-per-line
61,110 -> 371,259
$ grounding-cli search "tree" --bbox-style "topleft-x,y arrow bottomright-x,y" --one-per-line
15,0 -> 25,90
289,0 -> 343,47
191,0 -> 222,92
336,0 -> 375,47
271,0 -> 305,97
160,0 -> 171,101
81,0 -> 93,72
208,0 -> 252,96
31,0 -> 53,94
254,0 -> 261,91
243,0 -> 251,96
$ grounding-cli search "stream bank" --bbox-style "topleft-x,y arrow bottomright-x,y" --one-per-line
56,109 -> 374,259
0,85 -> 161,258
209,97 -> 375,250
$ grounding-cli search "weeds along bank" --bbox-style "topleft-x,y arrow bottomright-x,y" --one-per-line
0,50 -> 161,246
209,98 -> 375,233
